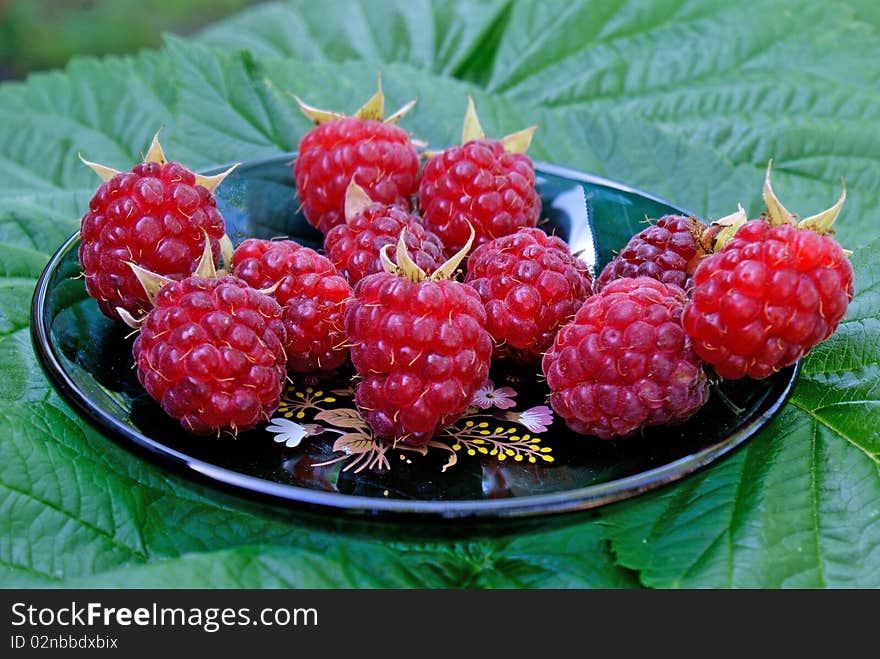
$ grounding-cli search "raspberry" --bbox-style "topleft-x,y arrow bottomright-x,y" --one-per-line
597,215 -> 705,292
78,132 -> 233,321
418,98 -> 541,255
232,239 -> 352,373
324,184 -> 445,286
345,232 -> 492,446
542,277 -> 709,439
684,220 -> 852,379
465,227 -> 593,362
293,85 -> 419,234
683,165 -> 853,380
132,275 -> 287,435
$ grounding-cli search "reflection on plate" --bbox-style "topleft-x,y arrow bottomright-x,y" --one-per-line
31,155 -> 798,519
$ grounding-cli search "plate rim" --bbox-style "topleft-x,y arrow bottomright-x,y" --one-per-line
29,156 -> 800,519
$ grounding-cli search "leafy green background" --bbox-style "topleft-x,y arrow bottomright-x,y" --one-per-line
2,0 -> 878,588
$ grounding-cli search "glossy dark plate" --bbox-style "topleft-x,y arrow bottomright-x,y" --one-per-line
31,155 -> 798,519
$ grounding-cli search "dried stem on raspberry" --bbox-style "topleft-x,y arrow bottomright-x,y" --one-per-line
703,205 -> 748,252
762,159 -> 795,226
706,161 -> 848,253
379,230 -> 427,282
116,307 -> 146,330
218,234 -> 235,273
461,96 -> 486,143
143,128 -> 167,164
430,224 -> 475,280
761,161 -> 850,254
796,182 -> 846,235
77,154 -> 119,182
500,126 -> 536,154
194,163 -> 240,194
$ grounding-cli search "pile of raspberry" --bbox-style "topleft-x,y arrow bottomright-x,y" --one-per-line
77,94 -> 853,450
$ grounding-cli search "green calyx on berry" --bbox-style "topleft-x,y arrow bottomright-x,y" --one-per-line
118,234 -> 233,329
380,224 -> 475,283
78,128 -> 240,193
422,97 -> 538,158
218,234 -> 235,272
708,161 -> 848,252
762,160 -> 847,235
293,77 -> 416,126
127,264 -> 172,312
461,96 -> 536,154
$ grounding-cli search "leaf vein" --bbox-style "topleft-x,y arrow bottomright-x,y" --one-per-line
789,399 -> 880,468
0,557 -> 61,583
809,419 -> 827,588
0,480 -> 147,561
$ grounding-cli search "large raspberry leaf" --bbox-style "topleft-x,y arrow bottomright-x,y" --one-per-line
197,0 -> 513,83
0,401 -> 635,588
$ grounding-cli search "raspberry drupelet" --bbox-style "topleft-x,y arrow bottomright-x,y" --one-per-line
78,130 -> 236,321
465,227 -> 593,363
345,228 -> 492,446
542,277 -> 709,439
232,239 -> 352,373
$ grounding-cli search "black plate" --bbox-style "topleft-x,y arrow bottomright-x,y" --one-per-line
31,155 -> 798,519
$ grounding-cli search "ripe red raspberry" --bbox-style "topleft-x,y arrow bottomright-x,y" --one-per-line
324,184 -> 445,286
78,133 -> 232,321
683,166 -> 853,380
132,275 -> 287,435
597,215 -> 706,292
293,86 -> 419,234
465,227 -> 593,363
542,277 -> 709,439
232,239 -> 352,373
418,98 -> 541,255
345,233 -> 492,446
684,220 -> 853,379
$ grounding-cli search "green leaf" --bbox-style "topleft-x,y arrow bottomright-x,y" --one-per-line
62,545 -> 434,588
479,520 -> 639,588
0,53 -> 175,190
0,403 -> 149,585
5,401 -> 624,588
161,36 -> 302,168
197,0 -> 513,80
602,241 -> 880,588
